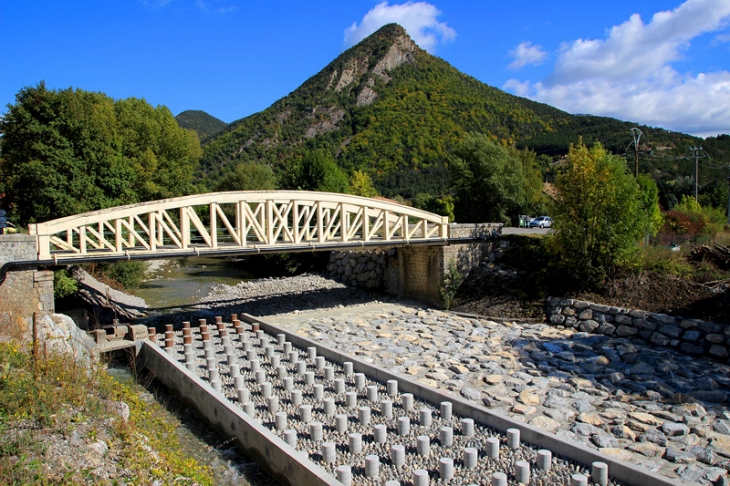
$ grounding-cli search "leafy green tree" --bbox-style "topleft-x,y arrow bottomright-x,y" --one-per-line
213,162 -> 277,192
281,150 -> 349,193
636,174 -> 663,236
450,133 -> 525,224
349,170 -> 378,198
0,82 -> 201,225
412,193 -> 455,220
549,142 -> 648,284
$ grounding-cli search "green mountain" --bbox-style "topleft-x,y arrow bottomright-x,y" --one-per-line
200,24 -> 729,200
176,110 -> 227,141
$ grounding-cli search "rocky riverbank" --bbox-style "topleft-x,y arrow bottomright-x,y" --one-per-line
197,273 -> 730,485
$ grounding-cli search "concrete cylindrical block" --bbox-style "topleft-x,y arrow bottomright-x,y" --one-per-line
233,375 -> 246,391
299,404 -> 312,423
271,356 -> 280,369
242,401 -> 255,416
439,457 -> 454,481
373,424 -> 387,444
315,356 -> 326,371
397,416 -> 410,436
324,366 -> 335,381
592,461 -> 608,486
208,368 -> 220,382
201,331 -> 211,342
304,371 -> 315,386
344,362 -> 354,376
309,421 -> 323,442
297,360 -> 307,375
417,435 -> 430,457
364,454 -> 379,478
283,342 -> 292,355
246,348 -> 256,360
515,460 -> 530,484
537,449 -> 552,471
291,389 -> 303,406
283,376 -> 294,392
414,468 -> 429,486
335,413 -> 348,433
312,383 -> 324,400
440,426 -> 453,446
345,391 -> 358,409
250,359 -> 260,372
420,408 -> 432,427
277,333 -> 286,345
354,373 -> 366,391
387,379 -> 398,396
260,382 -> 272,398
336,465 -> 352,486
491,472 -> 507,486
367,385 -> 379,403
284,429 -> 297,449
202,340 -> 212,351
348,433 -> 363,453
264,345 -> 274,358
238,387 -> 250,403
185,361 -> 196,372
390,444 -> 405,466
461,418 -> 475,437
288,350 -> 297,363
210,379 -> 222,391
380,400 -> 393,419
204,348 -> 214,360
230,363 -> 240,378
323,397 -> 336,416
486,437 -> 500,460
242,341 -> 251,352
401,393 -> 413,412
307,346 -> 317,360
572,474 -> 588,486
267,395 -> 279,413
440,401 -> 452,421
274,411 -> 287,431
358,406 -> 371,426
334,378 -> 345,395
183,334 -> 192,345
507,428 -> 520,449
321,441 -> 336,463
463,447 -> 478,469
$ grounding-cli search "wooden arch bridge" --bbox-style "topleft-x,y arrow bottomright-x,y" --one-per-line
28,191 -> 450,263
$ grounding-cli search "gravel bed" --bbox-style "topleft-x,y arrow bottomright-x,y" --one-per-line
156,320 -> 629,486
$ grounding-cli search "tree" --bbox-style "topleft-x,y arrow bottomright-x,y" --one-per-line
450,133 -> 525,224
349,170 -> 378,198
212,162 -> 277,192
636,174 -> 663,237
412,193 -> 455,220
549,142 -> 647,284
0,82 -> 201,225
281,150 -> 350,193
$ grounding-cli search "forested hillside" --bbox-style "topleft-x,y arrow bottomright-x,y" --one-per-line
199,24 -> 730,201
175,110 -> 227,141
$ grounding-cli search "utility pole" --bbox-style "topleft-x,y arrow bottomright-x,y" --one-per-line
630,128 -> 643,177
689,146 -> 703,202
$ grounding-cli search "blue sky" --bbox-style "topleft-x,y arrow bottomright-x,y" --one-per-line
2,0 -> 729,137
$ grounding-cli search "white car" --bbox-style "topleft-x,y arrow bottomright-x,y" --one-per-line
528,216 -> 552,229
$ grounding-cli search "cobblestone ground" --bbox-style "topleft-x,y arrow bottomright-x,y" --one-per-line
263,304 -> 730,485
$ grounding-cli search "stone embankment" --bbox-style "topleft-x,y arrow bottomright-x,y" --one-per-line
546,298 -> 730,361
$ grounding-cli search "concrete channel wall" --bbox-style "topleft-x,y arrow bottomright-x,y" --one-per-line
139,342 -> 341,486
143,311 -> 683,486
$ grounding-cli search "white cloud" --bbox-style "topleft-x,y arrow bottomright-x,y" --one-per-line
344,1 -> 456,53
504,0 -> 730,137
508,41 -> 547,70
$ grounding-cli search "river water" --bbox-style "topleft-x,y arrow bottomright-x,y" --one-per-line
130,257 -> 253,310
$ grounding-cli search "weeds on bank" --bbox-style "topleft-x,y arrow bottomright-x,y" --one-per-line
0,341 -> 213,485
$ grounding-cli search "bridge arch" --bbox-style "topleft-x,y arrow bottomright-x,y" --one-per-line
29,191 -> 449,262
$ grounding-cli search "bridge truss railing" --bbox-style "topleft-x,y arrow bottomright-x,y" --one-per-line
29,191 -> 449,261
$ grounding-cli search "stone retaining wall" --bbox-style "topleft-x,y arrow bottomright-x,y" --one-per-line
545,297 -> 730,361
